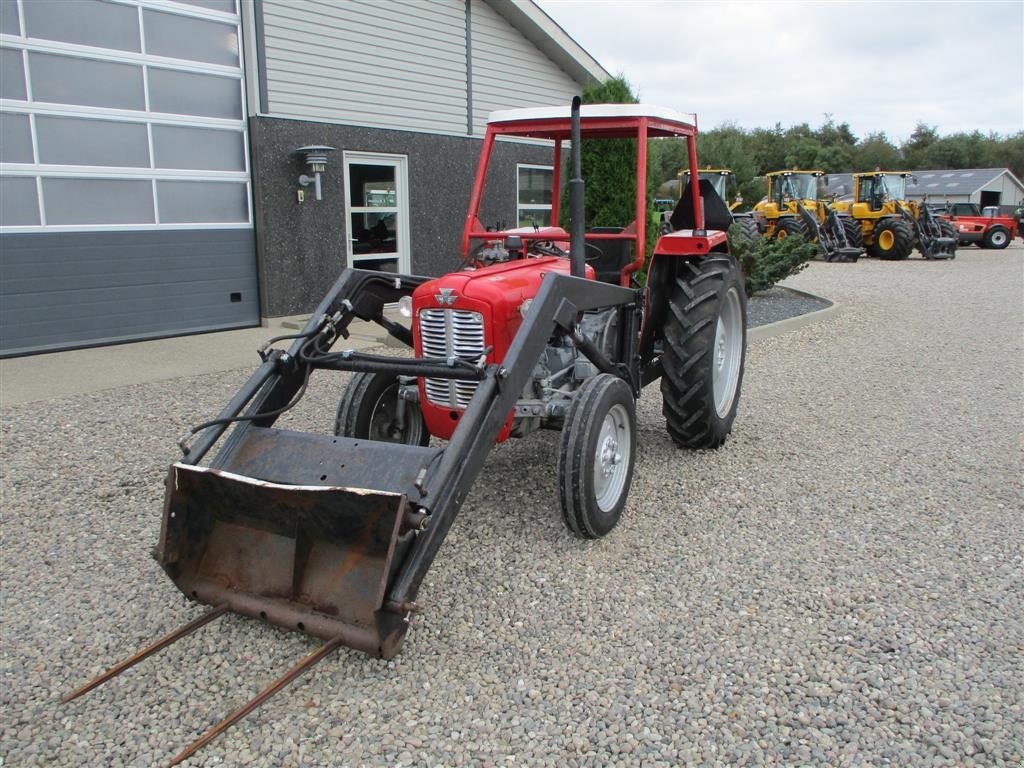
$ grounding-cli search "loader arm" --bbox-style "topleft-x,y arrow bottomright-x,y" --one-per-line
157,267 -> 638,659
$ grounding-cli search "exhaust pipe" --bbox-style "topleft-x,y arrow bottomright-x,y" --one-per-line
569,96 -> 586,278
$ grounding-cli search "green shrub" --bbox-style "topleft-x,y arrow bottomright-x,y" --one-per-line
727,223 -> 818,295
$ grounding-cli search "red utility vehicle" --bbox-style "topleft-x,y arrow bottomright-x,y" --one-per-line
942,202 -> 1019,249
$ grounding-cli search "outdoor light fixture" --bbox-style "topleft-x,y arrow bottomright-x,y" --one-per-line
295,145 -> 335,201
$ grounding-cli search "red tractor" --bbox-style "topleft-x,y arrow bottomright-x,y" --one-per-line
941,202 -> 1019,249
66,99 -> 747,763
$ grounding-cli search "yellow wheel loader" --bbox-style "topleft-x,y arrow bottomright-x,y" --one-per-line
834,172 -> 957,260
755,170 -> 862,262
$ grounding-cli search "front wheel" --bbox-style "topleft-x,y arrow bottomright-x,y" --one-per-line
557,374 -> 636,539
774,217 -> 808,241
660,255 -> 746,449
334,371 -> 429,446
870,218 -> 913,260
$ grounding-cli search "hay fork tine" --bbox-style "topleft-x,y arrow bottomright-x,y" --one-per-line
166,635 -> 345,767
61,605 -> 229,704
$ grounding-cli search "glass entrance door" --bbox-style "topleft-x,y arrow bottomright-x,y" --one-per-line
343,152 -> 410,274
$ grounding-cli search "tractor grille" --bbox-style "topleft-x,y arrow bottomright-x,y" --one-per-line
418,308 -> 486,409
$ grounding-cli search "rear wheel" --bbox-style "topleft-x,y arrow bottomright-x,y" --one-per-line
774,217 -> 808,241
984,226 -> 1010,249
870,218 -> 913,260
334,371 -> 429,446
660,255 -> 746,449
558,374 -> 636,538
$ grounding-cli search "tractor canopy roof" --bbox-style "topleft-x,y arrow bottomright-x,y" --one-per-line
486,103 -> 697,139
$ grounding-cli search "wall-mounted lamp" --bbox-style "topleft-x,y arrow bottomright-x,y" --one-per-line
295,145 -> 335,202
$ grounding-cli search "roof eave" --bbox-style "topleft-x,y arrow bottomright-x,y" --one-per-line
483,0 -> 610,87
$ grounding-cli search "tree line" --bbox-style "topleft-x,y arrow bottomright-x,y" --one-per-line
648,119 -> 1024,206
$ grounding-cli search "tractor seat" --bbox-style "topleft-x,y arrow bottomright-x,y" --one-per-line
669,178 -> 734,233
587,226 -> 634,284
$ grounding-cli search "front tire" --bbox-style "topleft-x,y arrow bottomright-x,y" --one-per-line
660,255 -> 746,449
557,374 -> 636,539
774,217 -> 808,241
841,217 -> 864,249
334,371 -> 429,446
870,218 -> 914,260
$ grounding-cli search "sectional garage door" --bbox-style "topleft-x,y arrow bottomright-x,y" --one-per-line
0,0 -> 257,356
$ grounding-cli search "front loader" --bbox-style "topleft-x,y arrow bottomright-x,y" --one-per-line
64,99 -> 748,765
754,170 -> 863,262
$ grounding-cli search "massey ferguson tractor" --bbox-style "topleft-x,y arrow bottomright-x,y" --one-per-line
64,100 -> 747,765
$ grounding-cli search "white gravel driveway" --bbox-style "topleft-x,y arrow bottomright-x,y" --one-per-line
2,247 -> 1022,767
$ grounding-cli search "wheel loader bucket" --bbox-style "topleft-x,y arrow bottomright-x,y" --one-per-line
154,427 -> 439,658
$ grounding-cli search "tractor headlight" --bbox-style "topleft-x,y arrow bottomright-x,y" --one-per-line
519,298 -> 533,318
398,295 -> 413,318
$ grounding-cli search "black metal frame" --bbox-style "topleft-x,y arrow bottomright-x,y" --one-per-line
167,265 -> 640,655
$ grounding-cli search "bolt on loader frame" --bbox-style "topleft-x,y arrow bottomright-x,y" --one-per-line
64,99 -> 747,765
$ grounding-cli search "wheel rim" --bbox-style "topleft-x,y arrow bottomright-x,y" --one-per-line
878,229 -> 894,250
713,287 -> 743,417
592,403 -> 631,512
991,230 -> 1007,246
369,384 -> 424,444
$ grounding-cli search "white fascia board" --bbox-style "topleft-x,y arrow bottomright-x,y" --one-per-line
483,0 -> 609,86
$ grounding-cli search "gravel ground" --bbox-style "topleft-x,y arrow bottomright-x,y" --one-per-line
2,248 -> 1022,767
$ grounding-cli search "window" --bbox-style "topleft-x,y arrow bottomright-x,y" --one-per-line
0,0 -> 248,232
517,165 -> 553,228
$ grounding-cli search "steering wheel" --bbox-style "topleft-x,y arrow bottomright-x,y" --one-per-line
584,241 -> 604,261
530,240 -> 567,258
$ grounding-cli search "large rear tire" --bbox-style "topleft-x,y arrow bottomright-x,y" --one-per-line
660,255 -> 746,449
558,374 -> 636,539
334,371 -> 429,446
870,218 -> 913,260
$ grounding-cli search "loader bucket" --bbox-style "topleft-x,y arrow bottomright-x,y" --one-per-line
155,427 -> 441,658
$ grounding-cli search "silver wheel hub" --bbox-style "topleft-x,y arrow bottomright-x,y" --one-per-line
593,404 -> 631,512
712,287 -> 743,418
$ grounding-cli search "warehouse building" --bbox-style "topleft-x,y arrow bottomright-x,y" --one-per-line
0,0 -> 607,356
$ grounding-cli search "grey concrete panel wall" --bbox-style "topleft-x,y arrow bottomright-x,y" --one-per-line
0,230 -> 258,356
249,116 -> 553,316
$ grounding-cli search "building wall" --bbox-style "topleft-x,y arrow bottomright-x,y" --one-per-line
250,117 -> 553,316
469,0 -> 580,135
259,0 -> 468,134
249,0 -> 591,316
976,173 -> 1024,207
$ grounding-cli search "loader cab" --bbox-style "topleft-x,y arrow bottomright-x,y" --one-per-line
856,172 -> 909,211
768,171 -> 822,208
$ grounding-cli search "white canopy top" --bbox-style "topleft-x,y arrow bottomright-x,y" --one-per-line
488,103 -> 696,129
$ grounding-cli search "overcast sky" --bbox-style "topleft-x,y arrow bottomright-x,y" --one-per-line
535,0 -> 1024,143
